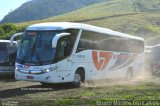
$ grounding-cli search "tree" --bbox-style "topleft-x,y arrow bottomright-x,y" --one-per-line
0,27 -> 5,36
1,23 -> 17,33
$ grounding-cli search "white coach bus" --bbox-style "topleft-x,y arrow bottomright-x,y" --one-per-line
10,22 -> 144,86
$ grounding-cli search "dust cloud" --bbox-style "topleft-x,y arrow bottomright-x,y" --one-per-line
79,35 -> 159,87
81,69 -> 152,88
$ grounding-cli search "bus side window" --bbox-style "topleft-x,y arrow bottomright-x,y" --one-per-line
125,39 -> 144,53
77,39 -> 89,52
65,29 -> 79,52
76,31 -> 95,52
56,36 -> 71,61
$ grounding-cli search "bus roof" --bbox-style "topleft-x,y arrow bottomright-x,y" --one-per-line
26,22 -> 144,41
0,40 -> 17,44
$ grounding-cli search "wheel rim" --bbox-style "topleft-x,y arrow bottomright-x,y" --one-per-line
73,73 -> 81,84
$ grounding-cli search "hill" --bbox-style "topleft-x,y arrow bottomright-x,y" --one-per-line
0,0 -> 106,23
17,0 -> 160,44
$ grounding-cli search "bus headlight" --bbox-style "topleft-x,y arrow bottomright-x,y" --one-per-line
42,68 -> 52,73
15,66 -> 20,71
41,67 -> 57,73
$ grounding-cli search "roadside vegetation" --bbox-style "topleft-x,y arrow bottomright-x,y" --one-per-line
0,23 -> 25,39
0,0 -> 160,45
0,0 -> 160,106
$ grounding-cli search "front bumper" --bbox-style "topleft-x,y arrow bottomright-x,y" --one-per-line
15,70 -> 56,83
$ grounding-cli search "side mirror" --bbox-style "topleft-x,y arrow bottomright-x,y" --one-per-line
10,32 -> 23,46
52,33 -> 71,48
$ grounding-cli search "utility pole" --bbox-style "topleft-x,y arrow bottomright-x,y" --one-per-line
133,3 -> 136,12
130,0 -> 136,12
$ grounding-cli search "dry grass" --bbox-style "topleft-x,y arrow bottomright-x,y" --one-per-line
0,76 -> 160,106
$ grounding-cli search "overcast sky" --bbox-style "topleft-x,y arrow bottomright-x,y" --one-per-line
0,0 -> 28,21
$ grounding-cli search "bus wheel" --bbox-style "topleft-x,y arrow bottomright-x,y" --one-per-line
73,72 -> 82,87
126,68 -> 133,81
40,82 -> 50,86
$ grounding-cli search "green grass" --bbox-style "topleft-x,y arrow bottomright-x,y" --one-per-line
1,78 -> 160,106
0,1 -> 160,105
14,0 -> 160,45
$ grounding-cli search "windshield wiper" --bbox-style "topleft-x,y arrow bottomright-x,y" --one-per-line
21,35 -> 39,63
21,46 -> 34,63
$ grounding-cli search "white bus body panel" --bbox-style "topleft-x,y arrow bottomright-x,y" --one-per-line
15,62 -> 75,83
73,50 -> 144,81
14,22 -> 144,83
15,50 -> 144,83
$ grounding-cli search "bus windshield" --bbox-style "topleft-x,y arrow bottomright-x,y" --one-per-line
17,31 -> 61,65
0,46 -> 8,63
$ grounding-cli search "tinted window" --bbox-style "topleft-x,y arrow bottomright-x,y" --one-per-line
7,43 -> 17,65
0,43 -> 7,63
55,29 -> 79,62
65,29 -> 79,51
7,42 -> 17,54
77,30 -> 144,53
0,42 -> 17,66
126,39 -> 144,53
77,31 -> 107,52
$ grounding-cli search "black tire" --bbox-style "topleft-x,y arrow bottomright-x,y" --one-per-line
126,68 -> 133,80
40,82 -> 51,86
73,72 -> 82,87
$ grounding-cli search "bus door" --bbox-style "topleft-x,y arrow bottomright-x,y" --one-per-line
56,36 -> 74,73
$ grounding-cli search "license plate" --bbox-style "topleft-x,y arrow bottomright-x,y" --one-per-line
27,76 -> 34,79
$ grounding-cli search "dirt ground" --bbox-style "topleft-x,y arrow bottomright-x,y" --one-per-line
0,75 -> 160,106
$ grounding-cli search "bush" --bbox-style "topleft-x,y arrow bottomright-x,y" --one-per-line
0,23 -> 26,40
1,23 -> 17,33
16,25 -> 26,32
0,27 -> 5,36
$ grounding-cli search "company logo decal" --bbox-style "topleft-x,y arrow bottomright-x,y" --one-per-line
17,65 -> 30,69
109,53 -> 133,71
92,51 -> 112,71
24,65 -> 30,69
